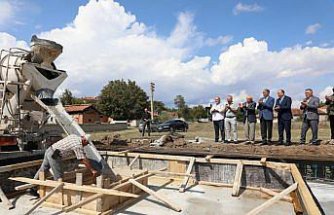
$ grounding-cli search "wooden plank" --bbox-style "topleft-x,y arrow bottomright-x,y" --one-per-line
232,161 -> 243,197
24,183 -> 64,215
246,183 -> 298,215
149,170 -> 194,177
15,184 -> 36,191
129,179 -> 182,212
9,177 -> 139,198
0,186 -> 14,209
63,194 -> 102,213
290,164 -> 322,215
128,154 -> 140,169
259,187 -> 292,202
0,156 -> 75,173
179,157 -> 195,192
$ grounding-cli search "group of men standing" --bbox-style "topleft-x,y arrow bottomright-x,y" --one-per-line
211,87 -> 334,146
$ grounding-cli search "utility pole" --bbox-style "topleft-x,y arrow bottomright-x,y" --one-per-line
150,82 -> 155,121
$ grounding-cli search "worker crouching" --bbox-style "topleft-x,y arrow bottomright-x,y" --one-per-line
30,134 -> 98,197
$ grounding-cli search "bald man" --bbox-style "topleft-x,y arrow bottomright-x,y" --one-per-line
239,96 -> 257,144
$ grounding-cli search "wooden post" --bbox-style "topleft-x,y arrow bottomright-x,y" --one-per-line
129,179 -> 182,212
96,176 -> 103,212
75,173 -> 83,204
232,161 -> 243,197
246,183 -> 298,215
179,157 -> 195,192
0,186 -> 14,209
38,171 -> 46,198
24,183 -> 64,215
260,157 -> 267,166
205,155 -> 214,161
128,154 -> 140,170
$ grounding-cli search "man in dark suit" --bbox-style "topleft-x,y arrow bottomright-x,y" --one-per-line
239,96 -> 257,144
274,89 -> 292,145
257,89 -> 275,145
300,88 -> 320,145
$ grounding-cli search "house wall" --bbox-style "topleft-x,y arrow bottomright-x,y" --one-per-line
82,109 -> 101,124
69,108 -> 108,125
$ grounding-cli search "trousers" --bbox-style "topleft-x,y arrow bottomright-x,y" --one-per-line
300,118 -> 318,143
260,118 -> 273,142
278,119 -> 291,143
142,121 -> 151,137
34,147 -> 63,180
213,120 -> 225,142
244,119 -> 255,141
225,117 -> 237,141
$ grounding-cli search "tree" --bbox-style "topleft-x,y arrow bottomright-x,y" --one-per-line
153,100 -> 168,114
60,89 -> 75,105
98,80 -> 148,120
174,95 -> 191,119
59,89 -> 84,105
190,105 -> 208,120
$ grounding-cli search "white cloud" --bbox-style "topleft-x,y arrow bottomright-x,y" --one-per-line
319,86 -> 333,101
0,0 -> 333,105
37,0 -> 213,102
0,32 -> 28,49
211,37 -> 334,85
305,40 -> 313,46
305,23 -> 321,35
205,35 -> 233,47
233,3 -> 264,15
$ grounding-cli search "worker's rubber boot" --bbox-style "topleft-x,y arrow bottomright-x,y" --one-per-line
27,188 -> 40,198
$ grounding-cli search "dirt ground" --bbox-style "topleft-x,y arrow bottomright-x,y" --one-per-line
92,121 -> 334,161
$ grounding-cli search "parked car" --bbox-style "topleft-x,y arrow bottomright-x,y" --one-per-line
157,119 -> 188,132
138,121 -> 160,133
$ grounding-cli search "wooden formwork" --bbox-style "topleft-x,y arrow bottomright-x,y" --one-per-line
7,151 -> 322,215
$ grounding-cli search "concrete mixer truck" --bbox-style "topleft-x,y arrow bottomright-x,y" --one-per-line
0,35 -> 115,178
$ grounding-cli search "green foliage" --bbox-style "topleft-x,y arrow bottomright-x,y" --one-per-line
190,105 -> 208,120
173,95 -> 191,120
153,100 -> 168,113
98,80 -> 148,120
59,89 -> 83,105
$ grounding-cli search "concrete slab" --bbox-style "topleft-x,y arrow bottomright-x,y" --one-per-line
0,181 -> 295,215
308,181 -> 334,215
117,182 -> 295,215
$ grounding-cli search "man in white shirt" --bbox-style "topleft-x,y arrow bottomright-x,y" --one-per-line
210,96 -> 225,142
225,95 -> 238,143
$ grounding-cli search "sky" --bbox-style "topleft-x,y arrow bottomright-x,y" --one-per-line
0,0 -> 333,107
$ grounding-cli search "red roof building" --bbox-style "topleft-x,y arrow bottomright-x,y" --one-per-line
65,104 -> 108,124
